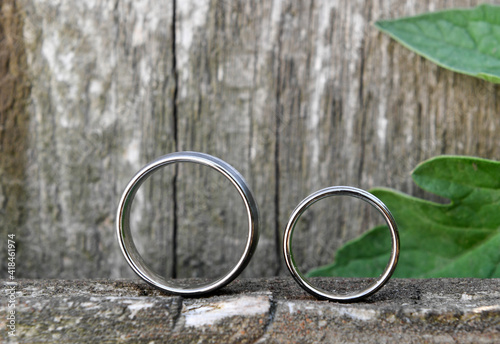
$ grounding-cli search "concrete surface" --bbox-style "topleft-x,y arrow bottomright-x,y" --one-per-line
1,278 -> 499,343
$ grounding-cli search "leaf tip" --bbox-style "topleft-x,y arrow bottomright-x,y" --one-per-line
369,187 -> 397,197
373,19 -> 390,31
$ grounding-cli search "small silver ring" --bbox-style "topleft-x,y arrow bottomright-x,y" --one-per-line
116,151 -> 259,296
283,186 -> 399,302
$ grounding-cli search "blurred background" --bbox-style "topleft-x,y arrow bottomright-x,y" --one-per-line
1,0 -> 499,280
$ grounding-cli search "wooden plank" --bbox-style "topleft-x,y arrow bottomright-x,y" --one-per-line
0,0 -> 30,274
1,0 -> 498,279
174,0 -> 280,278
274,0 -> 500,274
2,278 -> 499,343
19,0 -> 176,278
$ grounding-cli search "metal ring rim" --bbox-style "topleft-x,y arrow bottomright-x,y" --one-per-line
283,186 -> 399,302
116,151 -> 259,296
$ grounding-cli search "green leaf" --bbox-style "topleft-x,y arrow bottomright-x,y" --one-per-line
308,156 -> 500,278
374,4 -> 500,83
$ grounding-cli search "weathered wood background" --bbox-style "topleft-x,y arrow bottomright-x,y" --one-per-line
1,0 -> 499,280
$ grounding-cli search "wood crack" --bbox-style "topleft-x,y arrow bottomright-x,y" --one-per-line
171,0 -> 179,279
273,8 -> 285,276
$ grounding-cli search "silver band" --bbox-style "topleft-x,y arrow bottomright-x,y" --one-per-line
116,151 -> 259,296
283,186 -> 399,302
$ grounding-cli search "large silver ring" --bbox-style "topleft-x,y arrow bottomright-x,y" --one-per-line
283,186 -> 399,302
116,151 -> 259,296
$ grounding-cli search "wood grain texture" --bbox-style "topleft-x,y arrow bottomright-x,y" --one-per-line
19,0 -> 176,278
1,278 -> 500,343
2,0 -> 499,279
0,0 -> 30,276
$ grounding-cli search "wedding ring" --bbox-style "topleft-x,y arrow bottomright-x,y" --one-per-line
283,186 -> 399,302
116,151 -> 259,296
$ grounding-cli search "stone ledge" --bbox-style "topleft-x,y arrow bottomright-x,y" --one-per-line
1,278 -> 499,343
